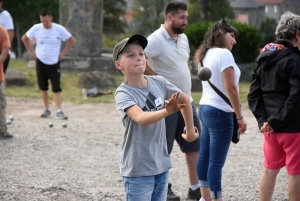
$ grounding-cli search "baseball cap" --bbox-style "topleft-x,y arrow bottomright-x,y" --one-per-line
112,34 -> 148,62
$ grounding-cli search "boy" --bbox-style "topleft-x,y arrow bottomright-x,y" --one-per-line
113,34 -> 199,201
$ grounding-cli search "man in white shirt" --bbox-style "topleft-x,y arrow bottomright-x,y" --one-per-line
0,0 -> 14,73
144,2 -> 201,201
22,9 -> 75,120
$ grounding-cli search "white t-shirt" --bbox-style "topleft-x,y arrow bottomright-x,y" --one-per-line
0,10 -> 14,30
200,48 -> 240,112
26,23 -> 72,65
144,25 -> 192,101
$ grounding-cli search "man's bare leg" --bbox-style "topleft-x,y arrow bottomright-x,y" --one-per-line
185,151 -> 199,186
259,168 -> 280,201
54,92 -> 62,110
288,174 -> 300,201
41,90 -> 49,109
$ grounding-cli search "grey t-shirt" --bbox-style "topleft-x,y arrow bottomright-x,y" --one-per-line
115,75 -> 181,177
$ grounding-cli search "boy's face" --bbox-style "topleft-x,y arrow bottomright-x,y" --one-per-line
115,43 -> 146,74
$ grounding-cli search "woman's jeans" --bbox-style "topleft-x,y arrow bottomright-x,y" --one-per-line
122,171 -> 169,201
197,105 -> 233,199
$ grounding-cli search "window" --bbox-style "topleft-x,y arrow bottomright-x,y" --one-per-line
265,6 -> 268,13
274,5 -> 277,13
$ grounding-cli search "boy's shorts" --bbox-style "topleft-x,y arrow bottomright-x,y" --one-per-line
263,132 -> 300,175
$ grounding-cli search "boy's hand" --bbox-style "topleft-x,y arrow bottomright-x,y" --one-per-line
165,92 -> 186,114
182,126 -> 199,142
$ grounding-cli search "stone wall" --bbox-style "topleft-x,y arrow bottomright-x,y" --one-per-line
59,0 -> 116,73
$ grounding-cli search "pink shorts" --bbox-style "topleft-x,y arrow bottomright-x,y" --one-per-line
263,132 -> 300,175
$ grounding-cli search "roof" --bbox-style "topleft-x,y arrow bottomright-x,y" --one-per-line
256,0 -> 284,4
229,0 -> 264,8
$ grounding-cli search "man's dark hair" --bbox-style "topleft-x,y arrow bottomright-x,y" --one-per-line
40,9 -> 52,17
165,1 -> 187,16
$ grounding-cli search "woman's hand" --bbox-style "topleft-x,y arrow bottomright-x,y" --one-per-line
238,118 -> 247,134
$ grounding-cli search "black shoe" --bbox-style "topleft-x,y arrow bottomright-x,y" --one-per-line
0,132 -> 13,139
187,187 -> 201,200
167,183 -> 180,201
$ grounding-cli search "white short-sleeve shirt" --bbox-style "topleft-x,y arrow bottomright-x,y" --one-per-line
26,23 -> 72,65
0,10 -> 14,30
200,48 -> 241,112
144,25 -> 192,101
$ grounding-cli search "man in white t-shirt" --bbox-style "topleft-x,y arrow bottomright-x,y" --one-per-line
0,0 -> 14,73
144,2 -> 201,201
22,9 -> 75,120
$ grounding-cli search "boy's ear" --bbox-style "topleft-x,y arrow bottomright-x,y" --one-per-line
114,61 -> 123,70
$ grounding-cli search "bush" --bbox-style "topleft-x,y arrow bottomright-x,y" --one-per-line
230,22 -> 262,63
185,21 -> 262,63
184,21 -> 212,57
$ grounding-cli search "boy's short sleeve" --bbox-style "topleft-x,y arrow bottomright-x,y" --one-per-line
115,90 -> 136,118
159,76 -> 182,100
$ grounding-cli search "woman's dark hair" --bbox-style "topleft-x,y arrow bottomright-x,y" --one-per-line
194,20 -> 239,67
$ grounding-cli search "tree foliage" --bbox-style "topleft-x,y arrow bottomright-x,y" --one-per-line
3,0 -> 59,56
103,0 -> 127,37
259,18 -> 277,48
131,0 -> 171,35
193,0 -> 234,22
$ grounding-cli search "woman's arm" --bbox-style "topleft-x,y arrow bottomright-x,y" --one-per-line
222,67 -> 247,133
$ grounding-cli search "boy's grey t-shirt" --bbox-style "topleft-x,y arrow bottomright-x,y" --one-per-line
115,75 -> 181,177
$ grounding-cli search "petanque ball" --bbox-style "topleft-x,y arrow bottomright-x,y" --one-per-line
197,67 -> 212,81
48,122 -> 54,128
6,119 -> 12,125
9,115 -> 14,121
62,122 -> 67,128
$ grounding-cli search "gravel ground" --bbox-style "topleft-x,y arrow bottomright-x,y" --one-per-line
0,98 -> 289,201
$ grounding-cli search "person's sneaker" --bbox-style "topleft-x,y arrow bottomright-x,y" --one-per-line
187,187 -> 201,200
56,111 -> 68,120
41,109 -> 51,118
167,183 -> 180,201
0,132 -> 13,139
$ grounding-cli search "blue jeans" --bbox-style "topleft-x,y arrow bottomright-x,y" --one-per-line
123,171 -> 169,201
197,105 -> 233,199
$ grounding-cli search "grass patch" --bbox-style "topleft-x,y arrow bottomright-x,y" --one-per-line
7,59 -> 124,104
7,60 -> 250,105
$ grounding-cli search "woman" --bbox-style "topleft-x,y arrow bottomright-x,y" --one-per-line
194,20 -> 247,201
248,12 -> 300,201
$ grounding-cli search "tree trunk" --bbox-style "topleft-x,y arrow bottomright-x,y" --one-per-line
16,22 -> 22,59
199,0 -> 208,21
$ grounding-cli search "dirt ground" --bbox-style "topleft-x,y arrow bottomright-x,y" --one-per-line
0,97 -> 289,201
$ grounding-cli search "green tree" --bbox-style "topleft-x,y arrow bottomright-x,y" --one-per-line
3,0 -> 59,57
188,0 -> 201,24
103,0 -> 127,38
132,0 -> 171,35
196,0 -> 234,22
259,18 -> 277,48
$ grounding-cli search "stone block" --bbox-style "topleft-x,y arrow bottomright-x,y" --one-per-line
6,68 -> 30,86
191,75 -> 202,92
78,70 -> 116,89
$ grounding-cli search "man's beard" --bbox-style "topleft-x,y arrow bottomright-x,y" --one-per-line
171,24 -> 185,34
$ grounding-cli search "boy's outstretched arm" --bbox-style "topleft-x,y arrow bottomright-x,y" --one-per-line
125,92 -> 185,127
178,93 -> 199,142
